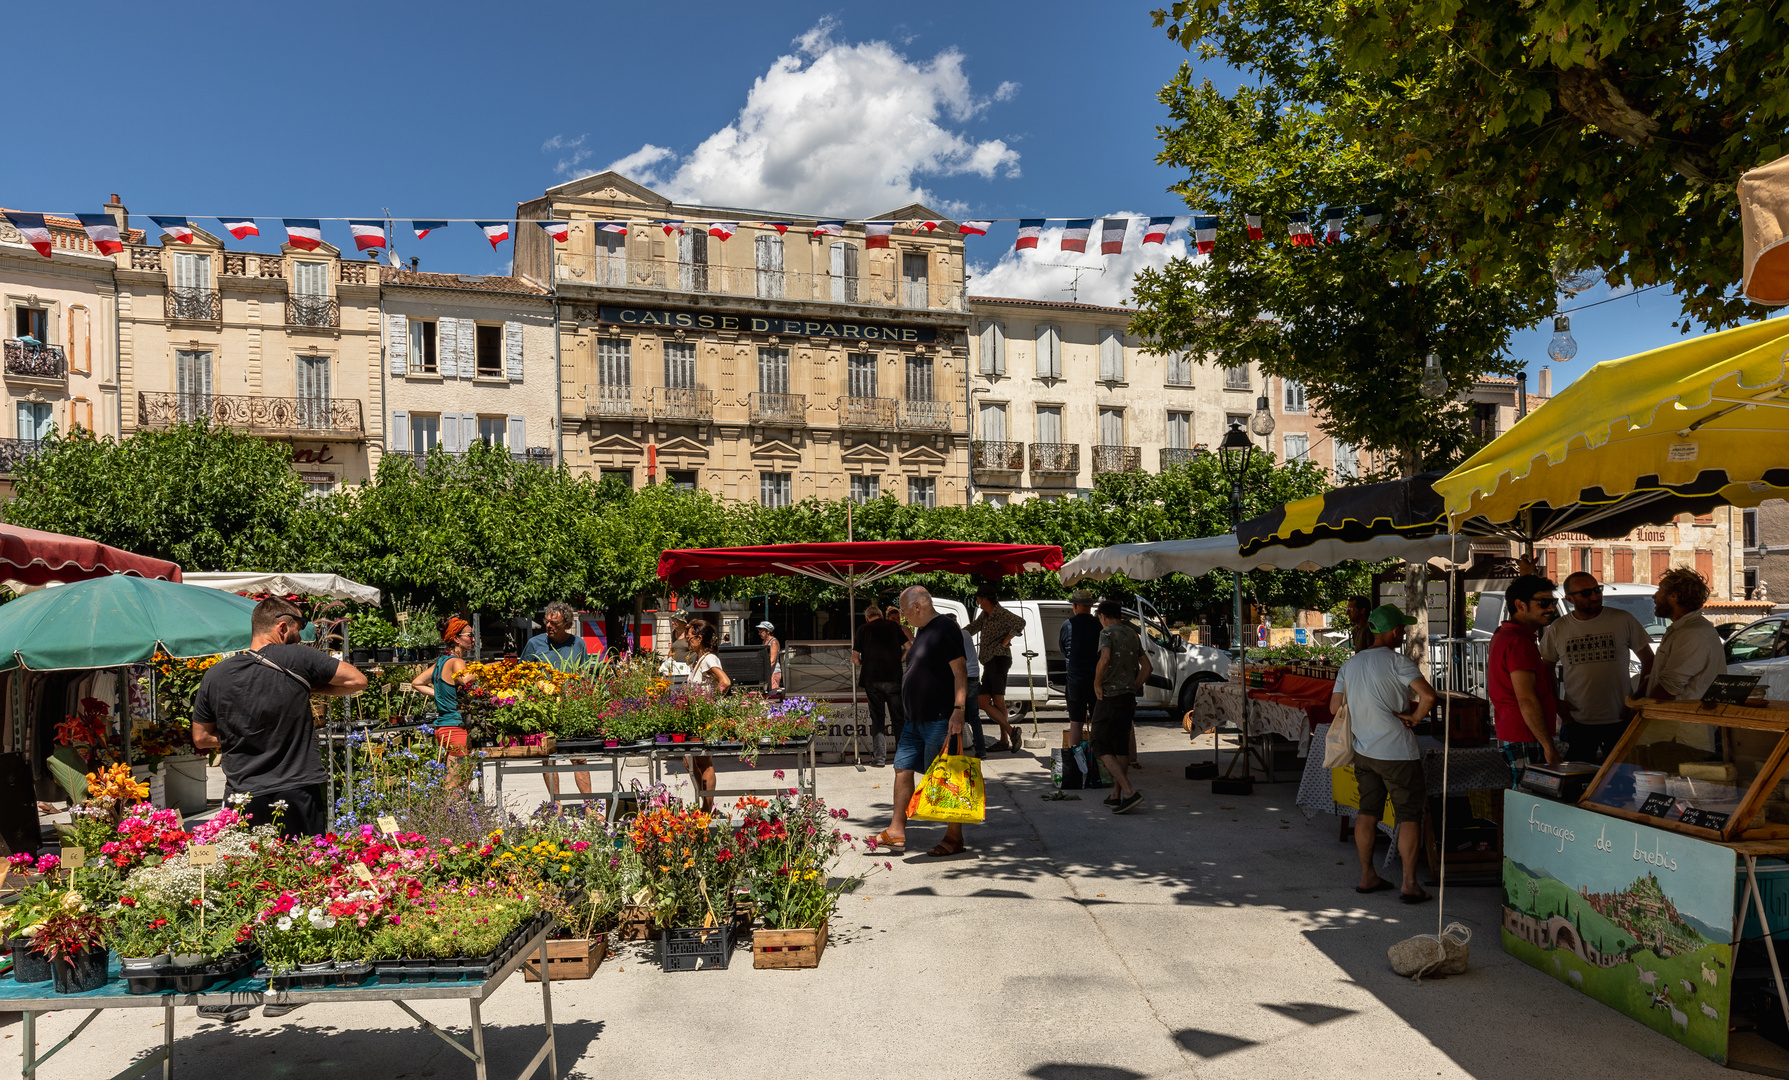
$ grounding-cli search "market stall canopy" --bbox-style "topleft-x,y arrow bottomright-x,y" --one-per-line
182,571 -> 381,605
0,524 -> 180,589
658,541 -> 1063,589
1742,152 -> 1789,305
1434,318 -> 1789,532
1060,532 -> 1467,585
0,575 -> 256,672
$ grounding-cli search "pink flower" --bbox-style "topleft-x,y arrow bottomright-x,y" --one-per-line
773,770 -> 785,780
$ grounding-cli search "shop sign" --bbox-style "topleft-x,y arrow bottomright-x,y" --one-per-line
596,305 -> 935,343
292,444 -> 336,464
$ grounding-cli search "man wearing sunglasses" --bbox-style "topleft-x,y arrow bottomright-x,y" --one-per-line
1541,573 -> 1655,764
1488,574 -> 1563,777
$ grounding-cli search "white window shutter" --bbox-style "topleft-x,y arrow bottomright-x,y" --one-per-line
438,318 -> 458,376
391,411 -> 408,454
505,321 -> 524,381
991,321 -> 1005,375
1099,328 -> 1124,380
464,413 -> 479,450
442,413 -> 460,453
509,414 -> 526,453
456,319 -> 476,378
1035,325 -> 1050,378
388,313 -> 408,376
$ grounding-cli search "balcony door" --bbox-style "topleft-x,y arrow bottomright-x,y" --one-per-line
979,402 -> 1007,442
171,252 -> 211,320
17,401 -> 52,442
176,349 -> 212,422
1036,405 -> 1062,444
297,354 -> 331,430
758,348 -> 789,395
678,228 -> 709,292
664,341 -> 696,389
755,235 -> 784,300
901,252 -> 928,308
830,242 -> 859,302
905,356 -> 934,401
1099,408 -> 1124,446
847,353 -> 877,398
1166,412 -> 1190,450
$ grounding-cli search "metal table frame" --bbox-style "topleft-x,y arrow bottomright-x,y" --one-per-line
486,755 -> 624,819
642,739 -> 818,801
482,739 -> 816,815
11,925 -> 559,1080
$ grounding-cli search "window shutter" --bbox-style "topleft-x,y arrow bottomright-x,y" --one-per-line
509,414 -> 526,453
391,411 -> 408,454
1099,328 -> 1123,380
438,318 -> 458,376
388,314 -> 408,376
1035,325 -> 1050,378
464,413 -> 479,450
456,319 -> 475,379
505,321 -> 524,381
988,321 -> 1005,375
442,413 -> 460,453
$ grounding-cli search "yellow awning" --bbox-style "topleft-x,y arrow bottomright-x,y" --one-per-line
1434,318 -> 1789,529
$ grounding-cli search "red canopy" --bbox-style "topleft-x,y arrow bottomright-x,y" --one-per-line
0,524 -> 182,587
657,541 -> 1063,589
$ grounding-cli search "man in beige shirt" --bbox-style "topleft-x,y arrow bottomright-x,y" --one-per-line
1646,567 -> 1725,702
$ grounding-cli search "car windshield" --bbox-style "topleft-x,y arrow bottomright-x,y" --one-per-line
1598,595 -> 1670,637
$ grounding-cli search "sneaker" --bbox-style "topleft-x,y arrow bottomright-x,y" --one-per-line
1103,793 -> 1121,807
872,756 -> 887,768
263,1003 -> 303,1019
1113,791 -> 1145,815
197,1004 -> 254,1024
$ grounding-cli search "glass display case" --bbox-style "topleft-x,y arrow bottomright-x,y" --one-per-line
1581,700 -> 1789,842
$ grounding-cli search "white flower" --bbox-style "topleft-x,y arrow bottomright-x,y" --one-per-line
276,917 -> 292,932
61,891 -> 86,911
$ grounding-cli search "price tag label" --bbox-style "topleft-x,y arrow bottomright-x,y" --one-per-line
351,862 -> 375,882
187,845 -> 218,867
1638,793 -> 1675,818
377,816 -> 400,836
1679,806 -> 1731,831
133,714 -> 153,729
59,846 -> 86,870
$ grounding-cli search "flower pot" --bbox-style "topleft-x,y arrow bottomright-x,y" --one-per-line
9,937 -> 52,983
654,735 -> 671,744
350,648 -> 373,664
170,955 -> 212,994
402,957 -> 433,984
604,739 -> 619,748
374,647 -> 397,662
170,952 -> 206,968
121,954 -> 169,995
671,734 -> 686,743
52,946 -> 110,993
296,960 -> 333,990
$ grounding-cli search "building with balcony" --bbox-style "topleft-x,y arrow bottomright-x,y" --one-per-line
111,197 -> 383,492
0,207 -> 132,492
966,296 -> 1295,503
380,270 -> 557,470
513,172 -> 971,502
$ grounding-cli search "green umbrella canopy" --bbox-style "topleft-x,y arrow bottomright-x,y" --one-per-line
0,575 -> 258,672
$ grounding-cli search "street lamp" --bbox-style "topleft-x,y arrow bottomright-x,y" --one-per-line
1218,419 -> 1261,793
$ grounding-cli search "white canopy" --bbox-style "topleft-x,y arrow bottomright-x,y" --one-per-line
1060,533 -> 1471,585
182,572 -> 382,605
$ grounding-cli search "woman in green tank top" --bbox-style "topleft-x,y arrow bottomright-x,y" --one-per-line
410,617 -> 475,740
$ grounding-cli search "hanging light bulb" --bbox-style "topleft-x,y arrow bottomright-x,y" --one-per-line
1551,255 -> 1600,298
1419,353 -> 1449,400
1548,315 -> 1578,362
1249,395 -> 1275,437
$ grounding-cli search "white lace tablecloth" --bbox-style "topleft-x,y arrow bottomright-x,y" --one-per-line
1189,679 -> 1321,756
1295,726 -> 1512,820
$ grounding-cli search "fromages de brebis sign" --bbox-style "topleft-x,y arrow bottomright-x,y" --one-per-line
597,305 -> 936,344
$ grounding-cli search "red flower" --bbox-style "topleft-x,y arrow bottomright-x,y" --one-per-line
119,895 -> 137,907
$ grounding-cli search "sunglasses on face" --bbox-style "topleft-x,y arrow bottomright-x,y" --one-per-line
1568,586 -> 1604,598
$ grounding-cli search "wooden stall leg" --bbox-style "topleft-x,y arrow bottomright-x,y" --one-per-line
163,999 -> 175,1080
539,938 -> 558,1080
469,998 -> 489,1080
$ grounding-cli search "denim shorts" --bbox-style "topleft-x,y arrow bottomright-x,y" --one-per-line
894,716 -> 950,772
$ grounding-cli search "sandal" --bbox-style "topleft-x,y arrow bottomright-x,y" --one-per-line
1400,889 -> 1433,905
927,838 -> 967,857
874,829 -> 906,854
1355,878 -> 1395,894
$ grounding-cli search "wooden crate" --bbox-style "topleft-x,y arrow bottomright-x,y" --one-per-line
482,736 -> 558,759
753,923 -> 828,969
522,938 -> 601,981
616,907 -> 661,941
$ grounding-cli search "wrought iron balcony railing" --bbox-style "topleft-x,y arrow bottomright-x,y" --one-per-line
1092,445 -> 1142,474
903,399 -> 951,430
287,295 -> 340,328
840,396 -> 897,429
555,256 -> 967,312
165,288 -> 221,322
0,438 -> 42,474
385,447 -> 552,468
585,384 -> 648,419
1029,442 -> 1080,475
654,386 -> 714,422
4,339 -> 67,380
750,392 -> 807,426
1160,447 -> 1204,469
138,392 -> 363,435
972,440 -> 1024,472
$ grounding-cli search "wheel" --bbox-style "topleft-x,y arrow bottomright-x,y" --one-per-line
1177,677 -> 1201,718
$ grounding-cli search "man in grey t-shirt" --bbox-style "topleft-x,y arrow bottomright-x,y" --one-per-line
1541,572 -> 1655,764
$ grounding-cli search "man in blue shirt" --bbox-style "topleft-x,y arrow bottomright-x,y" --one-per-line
1059,590 -> 1102,744
521,601 -> 589,671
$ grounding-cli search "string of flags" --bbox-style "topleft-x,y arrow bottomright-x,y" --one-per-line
2,205 -> 1392,261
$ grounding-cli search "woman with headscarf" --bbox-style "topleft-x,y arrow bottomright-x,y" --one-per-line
410,615 -> 476,756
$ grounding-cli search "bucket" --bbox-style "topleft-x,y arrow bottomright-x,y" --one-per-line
161,755 -> 210,815
1737,859 -> 1789,942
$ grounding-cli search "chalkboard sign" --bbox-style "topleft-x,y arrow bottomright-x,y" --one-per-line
1679,806 -> 1730,831
1639,792 -> 1676,818
1703,673 -> 1761,707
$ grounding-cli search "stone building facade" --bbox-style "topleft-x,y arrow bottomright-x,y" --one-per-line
513,173 -> 971,505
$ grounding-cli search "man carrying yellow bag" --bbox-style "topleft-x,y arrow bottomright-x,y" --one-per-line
875,586 -> 974,857
909,733 -> 986,827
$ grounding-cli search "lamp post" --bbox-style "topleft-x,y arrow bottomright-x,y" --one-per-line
1219,403 -> 1272,790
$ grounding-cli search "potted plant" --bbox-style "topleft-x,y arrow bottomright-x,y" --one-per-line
33,899 -> 111,994
2,877 -> 64,983
736,794 -> 883,970
109,897 -> 177,992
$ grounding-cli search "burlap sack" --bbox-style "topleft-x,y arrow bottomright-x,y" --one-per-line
1740,153 -> 1789,305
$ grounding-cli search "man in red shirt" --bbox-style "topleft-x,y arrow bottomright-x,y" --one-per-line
1488,574 -> 1562,779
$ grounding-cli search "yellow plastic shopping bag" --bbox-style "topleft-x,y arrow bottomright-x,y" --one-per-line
906,733 -> 985,823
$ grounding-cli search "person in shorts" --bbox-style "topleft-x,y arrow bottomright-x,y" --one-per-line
1093,601 -> 1151,815
964,587 -> 1026,751
1329,604 -> 1438,904
1060,590 -> 1102,743
876,587 -> 969,858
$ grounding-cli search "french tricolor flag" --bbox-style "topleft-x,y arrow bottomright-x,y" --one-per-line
151,216 -> 194,244
1324,206 -> 1346,243
1192,215 -> 1218,254
348,220 -> 387,251
595,221 -> 628,235
476,221 -> 510,247
414,220 -> 448,239
283,219 -> 324,251
864,223 -> 894,249
1099,218 -> 1128,255
1015,219 -> 1044,250
811,221 -> 844,237
1060,219 -> 1093,253
763,222 -> 792,234
708,222 -> 737,241
217,216 -> 258,240
911,220 -> 942,233
75,213 -> 124,255
1245,213 -> 1264,241
3,211 -> 53,258
1142,217 -> 1176,245
538,221 -> 571,243
1287,213 -> 1315,247
957,220 -> 990,237
654,219 -> 684,235
1359,204 -> 1384,228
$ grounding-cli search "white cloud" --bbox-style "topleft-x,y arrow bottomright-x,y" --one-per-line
598,19 -> 1019,217
968,216 -> 1193,308
994,81 -> 1020,102
542,133 -> 593,176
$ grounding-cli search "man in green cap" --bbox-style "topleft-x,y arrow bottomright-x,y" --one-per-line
1329,604 -> 1438,904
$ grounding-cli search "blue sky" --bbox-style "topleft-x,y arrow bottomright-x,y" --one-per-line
4,0 -> 1722,393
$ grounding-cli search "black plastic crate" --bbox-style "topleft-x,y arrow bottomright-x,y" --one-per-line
661,924 -> 733,972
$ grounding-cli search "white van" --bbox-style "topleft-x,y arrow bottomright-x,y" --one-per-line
1470,582 -> 1667,643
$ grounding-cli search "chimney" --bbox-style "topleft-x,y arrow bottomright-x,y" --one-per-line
1538,366 -> 1553,398
104,193 -> 127,235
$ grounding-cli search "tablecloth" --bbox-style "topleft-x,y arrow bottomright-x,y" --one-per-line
1294,726 -> 1511,820
1189,679 -> 1328,756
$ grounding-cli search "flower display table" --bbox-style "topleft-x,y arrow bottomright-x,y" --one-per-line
483,737 -> 818,819
3,922 -> 561,1080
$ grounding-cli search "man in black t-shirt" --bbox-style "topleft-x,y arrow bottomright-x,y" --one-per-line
192,597 -> 366,837
852,604 -> 910,766
873,586 -> 969,858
